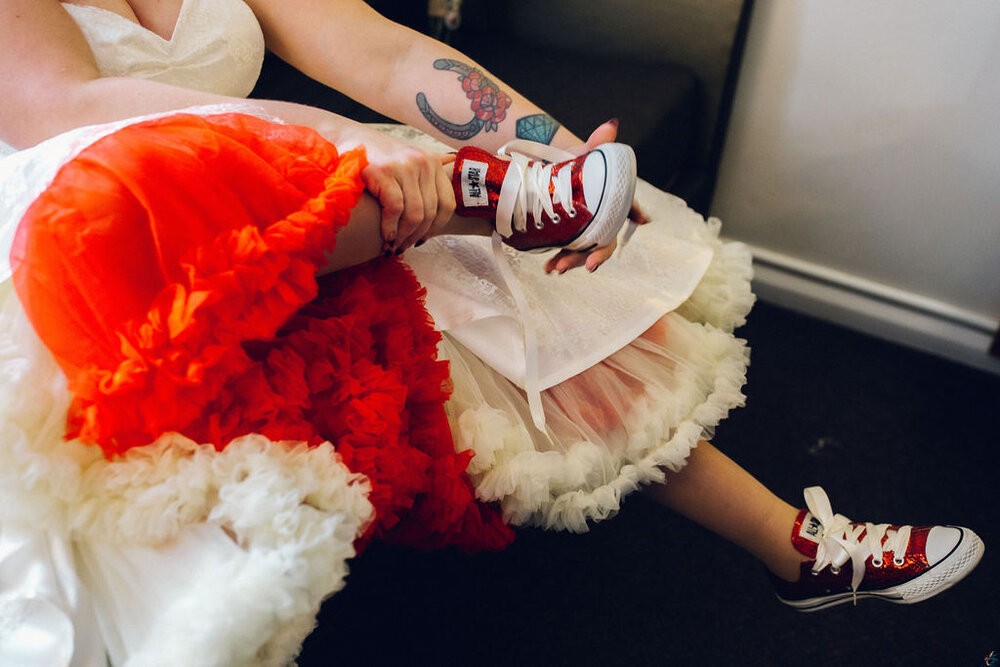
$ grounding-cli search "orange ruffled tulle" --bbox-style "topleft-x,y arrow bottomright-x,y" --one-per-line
10,112 -> 512,551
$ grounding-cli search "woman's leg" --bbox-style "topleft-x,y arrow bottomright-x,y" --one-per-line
644,441 -> 806,582
318,190 -> 492,275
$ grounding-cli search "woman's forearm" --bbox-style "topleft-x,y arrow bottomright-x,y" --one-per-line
246,0 -> 584,153
369,36 -> 584,152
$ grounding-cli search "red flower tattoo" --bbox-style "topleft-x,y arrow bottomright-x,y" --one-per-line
416,59 -> 513,140
461,72 -> 512,130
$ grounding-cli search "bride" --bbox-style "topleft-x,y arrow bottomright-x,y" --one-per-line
0,1 -> 982,665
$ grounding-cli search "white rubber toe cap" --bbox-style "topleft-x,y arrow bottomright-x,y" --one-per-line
581,148 -> 606,209
573,143 -> 637,250
926,526 -> 963,565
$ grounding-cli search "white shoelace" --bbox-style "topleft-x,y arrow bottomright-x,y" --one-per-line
488,140 -> 637,433
488,141 -> 581,433
495,140 -> 577,237
803,486 -> 913,600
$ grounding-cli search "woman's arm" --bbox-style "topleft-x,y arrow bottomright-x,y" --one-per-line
245,0 -> 646,270
0,1 -> 342,147
243,0 -> 585,153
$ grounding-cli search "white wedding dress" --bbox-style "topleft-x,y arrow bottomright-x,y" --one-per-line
0,0 -> 754,664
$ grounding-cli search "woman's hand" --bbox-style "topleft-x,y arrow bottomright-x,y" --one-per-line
336,126 -> 456,254
544,120 -> 650,274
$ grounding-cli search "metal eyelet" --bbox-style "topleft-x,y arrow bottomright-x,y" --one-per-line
830,565 -> 841,575
871,558 -> 883,568
551,214 -> 561,224
566,207 -> 577,217
893,556 -> 905,566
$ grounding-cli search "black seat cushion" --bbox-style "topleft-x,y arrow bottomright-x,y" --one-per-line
456,35 -> 701,191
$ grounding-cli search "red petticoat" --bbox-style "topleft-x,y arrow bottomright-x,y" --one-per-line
10,112 -> 512,551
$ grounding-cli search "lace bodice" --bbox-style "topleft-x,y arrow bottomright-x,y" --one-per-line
0,0 -> 265,158
60,0 -> 264,96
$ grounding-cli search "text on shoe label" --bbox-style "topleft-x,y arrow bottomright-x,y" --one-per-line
461,160 -> 489,208
799,514 -> 823,544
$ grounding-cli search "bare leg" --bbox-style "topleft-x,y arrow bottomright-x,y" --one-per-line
644,441 -> 806,582
318,191 -> 492,275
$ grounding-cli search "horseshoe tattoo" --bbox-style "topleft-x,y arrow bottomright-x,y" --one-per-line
416,59 -> 513,140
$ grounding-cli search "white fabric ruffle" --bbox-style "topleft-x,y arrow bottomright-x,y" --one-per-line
0,283 -> 375,666
441,219 -> 754,531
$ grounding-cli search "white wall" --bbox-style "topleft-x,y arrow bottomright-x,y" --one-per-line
712,0 -> 1000,372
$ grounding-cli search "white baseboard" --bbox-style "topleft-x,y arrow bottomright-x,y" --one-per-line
745,244 -> 1000,376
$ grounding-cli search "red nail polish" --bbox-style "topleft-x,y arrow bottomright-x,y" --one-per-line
607,118 -> 620,128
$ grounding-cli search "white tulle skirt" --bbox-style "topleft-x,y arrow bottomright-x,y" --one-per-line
0,112 -> 754,666
440,227 -> 752,531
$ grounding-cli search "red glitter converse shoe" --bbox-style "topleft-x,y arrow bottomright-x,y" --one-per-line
452,140 -> 637,252
770,486 -> 984,612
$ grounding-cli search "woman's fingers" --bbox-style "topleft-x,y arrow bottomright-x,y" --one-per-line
544,238 -> 618,274
584,241 -> 618,270
430,156 -> 457,237
630,200 -> 650,225
368,173 -> 405,252
394,166 -> 434,252
390,153 -> 458,251
545,250 -> 587,274
363,149 -> 457,253
569,118 -> 619,157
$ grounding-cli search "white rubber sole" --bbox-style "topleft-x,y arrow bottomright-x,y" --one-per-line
779,527 -> 985,612
564,143 -> 637,252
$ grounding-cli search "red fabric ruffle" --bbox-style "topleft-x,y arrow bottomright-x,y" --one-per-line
234,260 -> 513,551
13,112 -> 365,455
11,112 -> 513,552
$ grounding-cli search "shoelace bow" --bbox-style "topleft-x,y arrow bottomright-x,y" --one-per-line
804,486 -> 913,602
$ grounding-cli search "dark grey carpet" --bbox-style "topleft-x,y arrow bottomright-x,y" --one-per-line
299,301 -> 999,666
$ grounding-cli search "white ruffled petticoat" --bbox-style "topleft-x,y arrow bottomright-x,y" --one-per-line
0,278 -> 375,667
438,225 -> 753,532
0,107 -> 754,665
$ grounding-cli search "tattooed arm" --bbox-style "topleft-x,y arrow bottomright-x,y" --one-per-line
246,0 -> 580,152
246,0 -> 637,269
414,59 -> 564,146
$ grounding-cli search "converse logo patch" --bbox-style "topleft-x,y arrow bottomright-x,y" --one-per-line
799,513 -> 823,544
461,160 -> 489,208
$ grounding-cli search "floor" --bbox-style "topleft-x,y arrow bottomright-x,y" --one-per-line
299,301 -> 999,666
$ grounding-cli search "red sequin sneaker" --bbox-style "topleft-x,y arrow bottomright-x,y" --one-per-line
452,140 -> 637,252
770,486 -> 985,612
